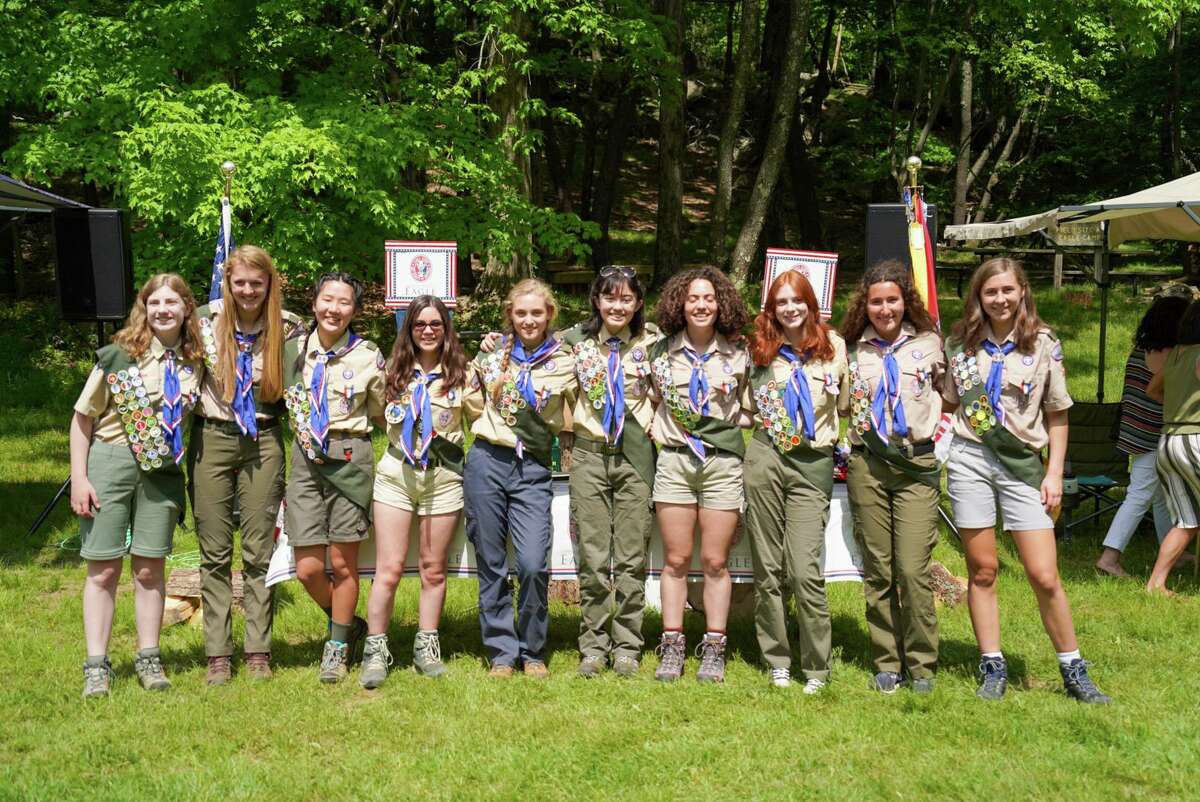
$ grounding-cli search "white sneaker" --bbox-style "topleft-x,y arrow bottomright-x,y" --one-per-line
769,668 -> 791,688
802,677 -> 828,695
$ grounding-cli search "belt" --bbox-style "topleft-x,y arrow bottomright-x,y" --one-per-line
851,439 -> 935,458
572,436 -> 623,456
660,444 -> 739,458
197,416 -> 280,437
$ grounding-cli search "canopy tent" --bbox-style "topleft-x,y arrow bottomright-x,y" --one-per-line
942,172 -> 1200,402
0,173 -> 88,213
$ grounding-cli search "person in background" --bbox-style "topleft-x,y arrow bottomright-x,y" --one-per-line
1095,294 -> 1189,577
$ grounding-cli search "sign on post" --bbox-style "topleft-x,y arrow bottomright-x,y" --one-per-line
761,248 -> 839,319
384,241 -> 458,308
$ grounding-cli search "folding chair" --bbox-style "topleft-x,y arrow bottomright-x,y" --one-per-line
1059,402 -> 1130,542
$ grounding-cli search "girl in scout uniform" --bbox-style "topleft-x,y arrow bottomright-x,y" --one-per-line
190,245 -> 306,685
283,272 -> 386,684
745,270 -> 846,693
838,260 -> 945,695
564,266 -> 660,679
943,258 -> 1109,703
71,273 -> 204,698
648,266 -> 752,684
360,295 -> 470,687
463,278 -> 576,678
1145,300 -> 1200,595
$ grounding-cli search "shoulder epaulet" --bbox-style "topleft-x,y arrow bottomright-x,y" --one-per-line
649,336 -> 671,360
1037,327 -> 1059,343
560,324 -> 586,347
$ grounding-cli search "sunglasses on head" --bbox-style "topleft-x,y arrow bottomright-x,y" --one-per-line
599,266 -> 637,280
412,320 -> 444,332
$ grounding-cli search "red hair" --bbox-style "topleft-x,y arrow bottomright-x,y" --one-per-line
750,270 -> 834,366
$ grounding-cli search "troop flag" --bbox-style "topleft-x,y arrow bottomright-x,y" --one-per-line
903,186 -> 939,323
208,195 -> 234,302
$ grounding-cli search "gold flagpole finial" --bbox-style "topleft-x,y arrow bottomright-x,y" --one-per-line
904,156 -> 922,189
221,161 -> 236,199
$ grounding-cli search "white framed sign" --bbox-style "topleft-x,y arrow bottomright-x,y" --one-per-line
384,240 -> 458,309
762,248 -> 839,319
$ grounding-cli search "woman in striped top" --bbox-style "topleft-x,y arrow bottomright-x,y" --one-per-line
1095,294 -> 1190,577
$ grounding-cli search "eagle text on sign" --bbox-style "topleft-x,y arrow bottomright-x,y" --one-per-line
384,241 -> 458,309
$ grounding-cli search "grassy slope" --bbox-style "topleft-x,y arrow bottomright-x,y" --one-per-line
2,284 -> 1199,801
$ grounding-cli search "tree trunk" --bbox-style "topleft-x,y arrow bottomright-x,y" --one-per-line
729,0 -> 814,285
710,0 -> 762,267
1162,14 -> 1184,179
653,0 -> 687,288
481,10 -> 533,289
590,87 -> 639,269
542,116 -> 574,214
579,50 -> 603,221
723,0 -> 736,83
952,56 -> 973,226
972,105 -> 1029,223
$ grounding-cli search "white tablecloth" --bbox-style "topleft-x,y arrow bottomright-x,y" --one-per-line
266,478 -> 863,588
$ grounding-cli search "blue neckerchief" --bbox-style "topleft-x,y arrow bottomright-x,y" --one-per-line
160,349 -> 184,464
868,335 -> 910,440
308,330 -> 362,455
778,344 -> 816,441
682,345 -> 712,459
983,339 -> 1017,425
232,331 -> 258,439
603,336 -> 625,444
511,336 -> 560,410
400,368 -> 440,467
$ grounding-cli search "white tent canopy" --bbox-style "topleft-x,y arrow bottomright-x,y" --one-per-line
944,170 -> 1200,248
0,173 -> 88,213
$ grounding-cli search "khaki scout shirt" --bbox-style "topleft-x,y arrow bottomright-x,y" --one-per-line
74,338 -> 204,446
841,324 -> 947,446
384,365 -> 469,448
196,299 -> 306,421
299,330 -> 386,436
649,331 -> 752,448
464,334 -> 578,447
569,325 -> 661,442
755,331 -> 848,449
942,324 -> 1071,450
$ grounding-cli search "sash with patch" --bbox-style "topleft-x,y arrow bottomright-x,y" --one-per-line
94,345 -> 188,506
946,341 -> 1044,488
749,364 -> 833,495
562,325 -> 658,489
847,345 -> 942,488
477,341 -> 560,468
282,332 -> 376,510
648,338 -> 746,458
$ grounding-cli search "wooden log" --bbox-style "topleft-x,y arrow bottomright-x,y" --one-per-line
162,596 -> 199,627
930,560 -> 967,606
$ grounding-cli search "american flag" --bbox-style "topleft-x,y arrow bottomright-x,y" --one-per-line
208,196 -> 234,301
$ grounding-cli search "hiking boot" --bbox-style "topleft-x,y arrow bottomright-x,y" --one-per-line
488,663 -> 515,678
523,661 -> 550,679
695,634 -> 727,684
413,630 -> 447,678
612,656 -> 639,677
910,677 -> 935,695
346,616 -> 369,665
82,659 -> 113,699
244,652 -> 272,680
769,668 -> 791,689
134,650 -> 171,691
318,640 -> 349,684
872,671 -> 903,694
577,655 -> 607,678
359,635 -> 393,689
1060,659 -> 1111,704
976,656 -> 1008,701
803,677 -> 828,695
654,632 -> 686,682
206,655 -> 233,686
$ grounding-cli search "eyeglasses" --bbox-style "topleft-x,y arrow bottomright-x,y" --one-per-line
599,266 -> 637,280
412,320 -> 444,332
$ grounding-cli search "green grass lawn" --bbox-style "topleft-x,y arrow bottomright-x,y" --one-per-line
3,284 -> 1199,801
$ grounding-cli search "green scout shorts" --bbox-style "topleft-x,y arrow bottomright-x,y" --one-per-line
79,441 -> 183,561
284,434 -> 375,547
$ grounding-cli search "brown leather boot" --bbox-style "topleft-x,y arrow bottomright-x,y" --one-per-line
244,652 -> 272,680
206,655 -> 233,686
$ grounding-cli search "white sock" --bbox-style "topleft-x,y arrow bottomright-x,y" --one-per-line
1056,650 -> 1081,666
981,651 -> 1003,660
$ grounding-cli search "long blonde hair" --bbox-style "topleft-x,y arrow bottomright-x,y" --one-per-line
215,245 -> 285,403
112,273 -> 202,360
490,278 -> 559,404
951,258 -> 1046,353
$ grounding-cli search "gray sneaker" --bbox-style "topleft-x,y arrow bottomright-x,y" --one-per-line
82,659 -> 113,698
133,650 -> 171,691
695,634 -> 727,684
577,655 -> 607,678
413,630 -> 447,678
654,632 -> 686,682
318,640 -> 349,684
872,671 -> 903,694
911,677 -> 935,695
612,655 -> 640,677
359,635 -> 393,689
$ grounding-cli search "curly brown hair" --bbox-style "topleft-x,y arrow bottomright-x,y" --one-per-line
838,260 -> 936,343
654,266 -> 749,337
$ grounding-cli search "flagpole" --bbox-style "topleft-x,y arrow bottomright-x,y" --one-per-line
209,161 -> 237,302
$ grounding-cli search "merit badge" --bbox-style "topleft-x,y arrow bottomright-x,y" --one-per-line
1022,355 -> 1034,366
544,360 -> 556,371
385,402 -> 404,424
343,368 -> 355,380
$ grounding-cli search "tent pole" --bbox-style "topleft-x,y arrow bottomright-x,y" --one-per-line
1095,246 -> 1110,403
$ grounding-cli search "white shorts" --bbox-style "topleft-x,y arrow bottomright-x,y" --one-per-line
946,438 -> 1053,532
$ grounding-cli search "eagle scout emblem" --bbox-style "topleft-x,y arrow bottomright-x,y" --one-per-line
410,254 -> 432,281
632,347 -> 645,362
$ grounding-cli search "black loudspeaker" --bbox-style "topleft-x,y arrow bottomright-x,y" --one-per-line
865,203 -> 937,271
52,208 -> 135,321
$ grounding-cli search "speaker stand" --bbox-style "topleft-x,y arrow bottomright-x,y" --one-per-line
27,476 -> 71,538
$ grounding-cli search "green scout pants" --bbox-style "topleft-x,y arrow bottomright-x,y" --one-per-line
845,449 -> 940,679
568,445 -> 653,660
189,419 -> 286,657
743,436 -> 833,679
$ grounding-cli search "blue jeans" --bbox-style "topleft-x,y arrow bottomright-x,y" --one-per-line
464,439 -> 553,666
